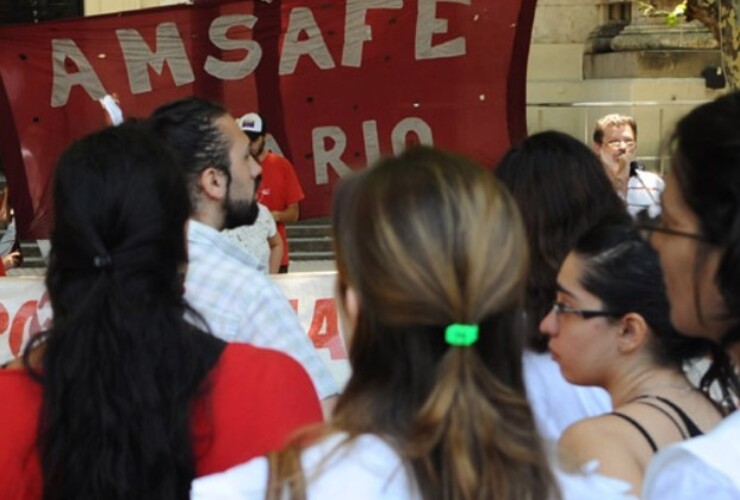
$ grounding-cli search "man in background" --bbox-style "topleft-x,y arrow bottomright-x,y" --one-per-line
150,98 -> 338,412
238,113 -> 304,273
593,113 -> 663,217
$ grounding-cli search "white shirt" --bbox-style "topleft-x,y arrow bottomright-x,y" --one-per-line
185,220 -> 339,400
643,410 -> 740,499
523,350 -> 612,443
222,204 -> 277,274
624,170 -> 664,218
191,432 -> 636,499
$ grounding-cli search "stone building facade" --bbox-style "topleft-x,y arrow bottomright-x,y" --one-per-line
528,0 -> 725,172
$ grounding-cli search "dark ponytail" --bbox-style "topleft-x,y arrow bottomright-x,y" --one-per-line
25,122 -> 225,499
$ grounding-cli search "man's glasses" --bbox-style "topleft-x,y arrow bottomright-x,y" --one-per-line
605,139 -> 635,149
635,210 -> 706,242
551,301 -> 621,320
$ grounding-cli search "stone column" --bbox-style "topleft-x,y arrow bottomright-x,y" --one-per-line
584,0 -> 721,79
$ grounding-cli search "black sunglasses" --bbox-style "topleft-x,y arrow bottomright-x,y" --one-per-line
551,301 -> 622,320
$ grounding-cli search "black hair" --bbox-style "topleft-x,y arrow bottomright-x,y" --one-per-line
149,97 -> 232,208
25,121 -> 225,499
574,218 -> 714,369
245,114 -> 267,141
496,131 -> 628,351
672,91 -> 740,340
669,90 -> 740,407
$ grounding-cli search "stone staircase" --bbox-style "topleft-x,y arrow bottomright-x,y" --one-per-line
18,240 -> 46,268
287,217 -> 334,262
6,240 -> 47,277
3,218 -> 335,277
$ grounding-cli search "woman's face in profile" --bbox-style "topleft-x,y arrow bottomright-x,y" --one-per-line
649,169 -> 731,341
539,253 -> 620,386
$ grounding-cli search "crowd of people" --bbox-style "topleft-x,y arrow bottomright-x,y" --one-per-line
0,90 -> 738,499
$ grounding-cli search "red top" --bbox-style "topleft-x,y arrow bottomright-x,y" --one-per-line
258,152 -> 305,267
0,343 -> 322,499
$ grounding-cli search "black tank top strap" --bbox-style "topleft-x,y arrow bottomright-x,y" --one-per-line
632,399 -> 688,439
635,395 -> 704,438
610,411 -> 659,453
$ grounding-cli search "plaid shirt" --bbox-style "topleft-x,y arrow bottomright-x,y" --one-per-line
185,220 -> 338,400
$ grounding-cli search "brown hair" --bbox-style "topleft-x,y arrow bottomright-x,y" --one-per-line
268,146 -> 560,499
496,131 -> 627,351
593,113 -> 637,144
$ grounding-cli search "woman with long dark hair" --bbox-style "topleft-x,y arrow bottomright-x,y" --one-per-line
192,146 -> 634,499
496,131 -> 628,441
541,218 -> 725,495
640,92 -> 740,498
0,122 -> 322,499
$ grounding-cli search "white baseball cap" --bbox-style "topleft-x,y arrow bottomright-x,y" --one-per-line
237,112 -> 264,134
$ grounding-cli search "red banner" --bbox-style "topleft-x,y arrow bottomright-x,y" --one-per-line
0,0 -> 535,239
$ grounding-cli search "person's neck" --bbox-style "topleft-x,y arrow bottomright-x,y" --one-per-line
730,342 -> 740,367
605,365 -> 693,408
192,204 -> 225,231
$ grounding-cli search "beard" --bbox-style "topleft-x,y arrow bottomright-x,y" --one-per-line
222,174 -> 262,229
223,198 -> 259,229
223,193 -> 259,229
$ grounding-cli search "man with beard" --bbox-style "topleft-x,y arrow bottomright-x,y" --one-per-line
150,98 -> 339,411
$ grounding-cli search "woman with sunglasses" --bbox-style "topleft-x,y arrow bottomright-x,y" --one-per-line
540,218 -> 725,495
641,92 -> 740,499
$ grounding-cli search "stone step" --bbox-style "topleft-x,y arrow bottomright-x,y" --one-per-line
288,236 -> 333,253
287,225 -> 333,238
20,240 -> 46,268
5,217 -> 336,272
290,250 -> 335,261
287,217 -> 334,262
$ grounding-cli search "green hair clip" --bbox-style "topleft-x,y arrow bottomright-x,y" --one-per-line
445,323 -> 479,347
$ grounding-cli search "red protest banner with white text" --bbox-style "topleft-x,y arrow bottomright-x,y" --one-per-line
0,272 -> 350,387
0,0 -> 535,239
0,279 -> 52,364
273,271 -> 349,388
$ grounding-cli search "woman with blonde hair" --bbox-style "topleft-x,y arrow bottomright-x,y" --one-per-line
192,146 -> 634,499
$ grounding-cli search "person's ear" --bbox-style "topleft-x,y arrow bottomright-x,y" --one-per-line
198,167 -> 227,200
616,312 -> 649,354
336,279 -> 361,347
343,285 -> 361,333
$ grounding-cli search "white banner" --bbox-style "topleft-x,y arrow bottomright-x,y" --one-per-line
0,272 -> 351,387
